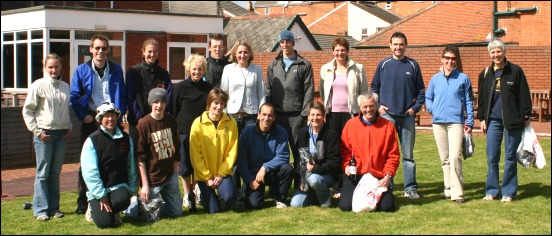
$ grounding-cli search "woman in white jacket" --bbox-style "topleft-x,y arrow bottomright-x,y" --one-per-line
319,37 -> 368,198
22,53 -> 72,221
220,40 -> 265,189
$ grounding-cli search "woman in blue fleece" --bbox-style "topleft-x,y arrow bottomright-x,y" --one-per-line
426,46 -> 473,204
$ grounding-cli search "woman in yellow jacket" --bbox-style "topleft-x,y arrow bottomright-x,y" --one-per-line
190,88 -> 239,214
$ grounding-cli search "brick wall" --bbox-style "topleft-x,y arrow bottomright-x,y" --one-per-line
253,45 -> 551,93
97,1 -> 162,11
125,33 -> 168,71
497,1 -> 551,46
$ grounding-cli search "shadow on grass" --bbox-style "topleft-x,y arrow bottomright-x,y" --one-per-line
393,180 -> 551,209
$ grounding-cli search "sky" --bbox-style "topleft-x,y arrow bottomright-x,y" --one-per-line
232,1 -> 255,9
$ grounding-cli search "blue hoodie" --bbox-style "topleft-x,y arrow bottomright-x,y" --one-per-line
426,68 -> 474,127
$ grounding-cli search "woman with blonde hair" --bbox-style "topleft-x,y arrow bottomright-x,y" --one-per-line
220,40 -> 265,188
173,54 -> 213,211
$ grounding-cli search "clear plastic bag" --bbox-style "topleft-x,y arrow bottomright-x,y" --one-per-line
462,132 -> 475,160
124,196 -> 163,222
298,147 -> 313,192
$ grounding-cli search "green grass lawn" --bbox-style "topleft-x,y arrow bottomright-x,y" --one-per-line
1,133 -> 550,235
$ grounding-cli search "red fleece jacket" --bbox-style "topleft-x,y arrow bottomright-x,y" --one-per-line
340,115 -> 400,179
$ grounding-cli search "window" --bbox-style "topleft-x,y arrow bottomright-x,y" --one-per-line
361,28 -> 369,39
264,7 -> 270,15
385,2 -> 391,10
1,30 -> 44,90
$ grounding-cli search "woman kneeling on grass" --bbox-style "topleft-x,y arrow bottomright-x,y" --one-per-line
81,102 -> 138,228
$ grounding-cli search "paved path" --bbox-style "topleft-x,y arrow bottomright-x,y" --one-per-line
2,121 -> 549,201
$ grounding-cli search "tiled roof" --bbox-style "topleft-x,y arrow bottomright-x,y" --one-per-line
220,1 -> 257,16
358,1 -> 493,47
313,34 -> 359,50
350,2 -> 401,24
224,14 -> 320,52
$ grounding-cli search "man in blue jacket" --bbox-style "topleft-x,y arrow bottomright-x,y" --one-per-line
237,103 -> 294,210
371,32 -> 425,200
70,34 -> 127,214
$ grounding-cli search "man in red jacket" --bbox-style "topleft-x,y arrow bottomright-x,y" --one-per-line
338,92 -> 400,212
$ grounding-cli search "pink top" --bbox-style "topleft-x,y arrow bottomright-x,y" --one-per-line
331,74 -> 349,113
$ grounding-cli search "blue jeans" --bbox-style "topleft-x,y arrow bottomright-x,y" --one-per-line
150,173 -> 183,217
380,113 -> 418,191
33,129 -> 68,217
290,173 -> 335,207
197,176 -> 236,214
485,119 -> 522,198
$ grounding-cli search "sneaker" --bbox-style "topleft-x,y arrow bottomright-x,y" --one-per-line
404,190 -> 420,199
332,192 -> 341,199
454,199 -> 465,204
320,197 -> 331,208
501,196 -> 513,203
483,195 -> 494,201
182,193 -> 190,208
36,215 -> 49,221
275,200 -> 288,208
194,185 -> 202,205
85,203 -> 93,223
113,212 -> 123,226
52,211 -> 64,219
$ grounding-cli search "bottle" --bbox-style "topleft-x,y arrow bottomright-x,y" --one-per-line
348,150 -> 357,181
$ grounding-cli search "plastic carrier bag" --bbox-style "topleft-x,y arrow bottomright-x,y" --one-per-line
123,195 -> 163,222
298,147 -> 313,192
517,125 -> 546,169
462,132 -> 475,160
352,173 -> 387,213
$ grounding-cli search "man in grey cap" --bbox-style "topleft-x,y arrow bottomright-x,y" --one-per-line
135,87 -> 183,218
266,30 -> 314,187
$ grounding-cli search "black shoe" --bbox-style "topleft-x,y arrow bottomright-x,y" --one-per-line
188,192 -> 197,212
75,205 -> 87,214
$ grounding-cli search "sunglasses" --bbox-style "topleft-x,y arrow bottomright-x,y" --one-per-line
94,46 -> 108,51
443,56 -> 457,61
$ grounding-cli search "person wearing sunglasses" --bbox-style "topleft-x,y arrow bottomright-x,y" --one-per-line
70,34 -> 127,216
425,46 -> 474,204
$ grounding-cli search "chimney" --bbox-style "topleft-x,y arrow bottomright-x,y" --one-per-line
246,1 -> 254,11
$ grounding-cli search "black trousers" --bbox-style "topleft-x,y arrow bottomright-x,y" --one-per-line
77,120 -> 98,208
338,173 -> 395,212
89,187 -> 131,228
244,163 -> 294,210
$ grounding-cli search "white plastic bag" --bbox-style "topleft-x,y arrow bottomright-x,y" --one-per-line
352,173 -> 387,213
517,125 -> 546,169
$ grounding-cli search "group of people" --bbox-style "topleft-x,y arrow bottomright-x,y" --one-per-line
22,29 -> 532,228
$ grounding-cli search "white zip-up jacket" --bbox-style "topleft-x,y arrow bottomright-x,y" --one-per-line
221,62 -> 265,114
22,75 -> 72,136
319,58 -> 368,115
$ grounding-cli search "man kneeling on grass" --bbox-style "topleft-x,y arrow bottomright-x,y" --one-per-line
339,92 -> 400,212
136,88 -> 182,218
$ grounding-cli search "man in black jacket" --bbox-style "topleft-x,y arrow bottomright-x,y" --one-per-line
205,33 -> 230,88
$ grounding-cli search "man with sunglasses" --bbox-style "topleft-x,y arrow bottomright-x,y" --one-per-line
371,32 -> 425,200
70,34 -> 127,215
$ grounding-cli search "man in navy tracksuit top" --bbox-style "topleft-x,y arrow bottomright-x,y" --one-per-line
371,32 -> 425,200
